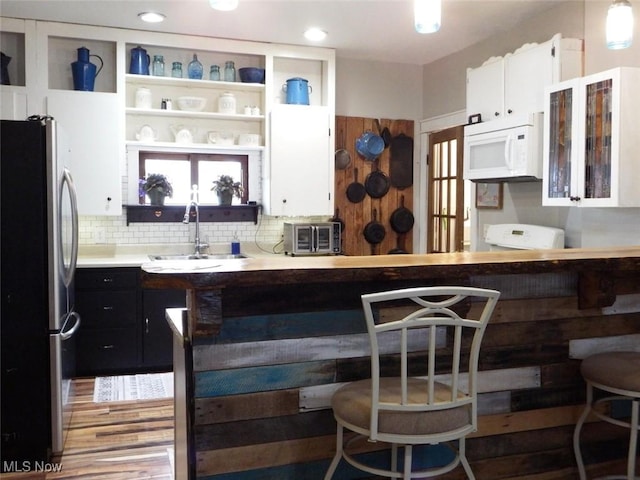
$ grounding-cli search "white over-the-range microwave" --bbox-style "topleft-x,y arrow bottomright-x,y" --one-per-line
464,112 -> 543,182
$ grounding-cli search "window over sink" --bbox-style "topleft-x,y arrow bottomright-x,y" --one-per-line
138,151 -> 249,205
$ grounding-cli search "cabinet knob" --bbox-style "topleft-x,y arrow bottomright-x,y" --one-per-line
569,196 -> 581,202
494,112 -> 500,117
507,109 -> 513,114
282,198 -> 287,204
103,277 -> 114,283
102,305 -> 114,311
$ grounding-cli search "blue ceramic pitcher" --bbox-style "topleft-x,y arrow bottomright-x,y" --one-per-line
71,47 -> 103,91
283,77 -> 312,105
129,45 -> 150,75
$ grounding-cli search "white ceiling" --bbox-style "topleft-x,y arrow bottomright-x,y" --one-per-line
0,0 -> 568,65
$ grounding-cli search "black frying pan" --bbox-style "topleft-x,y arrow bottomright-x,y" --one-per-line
365,158 -> 390,199
375,118 -> 392,148
364,208 -> 386,245
346,168 -> 366,203
389,195 -> 414,234
388,234 -> 408,254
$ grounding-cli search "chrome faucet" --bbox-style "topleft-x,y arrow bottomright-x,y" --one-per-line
183,184 -> 208,256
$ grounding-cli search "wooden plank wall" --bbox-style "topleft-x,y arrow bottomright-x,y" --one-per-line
191,274 -> 640,479
334,116 -> 414,256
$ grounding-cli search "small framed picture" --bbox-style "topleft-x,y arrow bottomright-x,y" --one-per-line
476,182 -> 503,209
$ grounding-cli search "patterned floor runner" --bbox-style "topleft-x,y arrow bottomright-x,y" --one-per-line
93,372 -> 173,402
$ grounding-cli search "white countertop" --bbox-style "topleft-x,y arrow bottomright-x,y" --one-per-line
77,242 -> 283,268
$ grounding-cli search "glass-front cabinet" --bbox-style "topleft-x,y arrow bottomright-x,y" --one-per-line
543,67 -> 640,207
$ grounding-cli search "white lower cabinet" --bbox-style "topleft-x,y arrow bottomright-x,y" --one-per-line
267,105 -> 332,216
47,90 -> 122,215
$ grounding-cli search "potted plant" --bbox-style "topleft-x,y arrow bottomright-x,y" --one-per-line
141,173 -> 173,206
211,174 -> 243,206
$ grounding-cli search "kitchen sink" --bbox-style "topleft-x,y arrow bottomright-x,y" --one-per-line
148,253 -> 248,261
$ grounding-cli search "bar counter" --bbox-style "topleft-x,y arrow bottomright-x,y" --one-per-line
142,246 -> 640,479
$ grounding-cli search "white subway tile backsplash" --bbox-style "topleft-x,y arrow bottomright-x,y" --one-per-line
79,210 -> 332,248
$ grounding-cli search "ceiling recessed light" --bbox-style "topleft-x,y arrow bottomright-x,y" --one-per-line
138,12 -> 165,23
304,28 -> 327,42
209,0 -> 239,11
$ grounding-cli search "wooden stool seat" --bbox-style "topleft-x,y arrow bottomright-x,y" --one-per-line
573,351 -> 640,480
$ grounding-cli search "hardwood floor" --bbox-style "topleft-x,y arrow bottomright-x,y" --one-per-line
0,377 -> 174,480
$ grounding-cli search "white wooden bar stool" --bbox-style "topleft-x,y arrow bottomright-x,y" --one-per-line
573,351 -> 640,480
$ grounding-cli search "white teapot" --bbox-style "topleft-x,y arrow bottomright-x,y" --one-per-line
170,125 -> 194,144
136,124 -> 157,142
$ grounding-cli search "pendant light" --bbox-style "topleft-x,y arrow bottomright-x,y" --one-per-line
209,0 -> 238,11
606,0 -> 634,49
415,0 -> 441,33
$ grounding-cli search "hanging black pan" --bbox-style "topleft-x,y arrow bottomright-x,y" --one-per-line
389,195 -> 414,234
364,158 -> 390,199
375,118 -> 392,149
346,168 -> 366,203
363,208 -> 386,245
388,234 -> 408,254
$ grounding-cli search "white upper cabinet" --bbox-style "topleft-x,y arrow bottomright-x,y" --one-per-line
1,16 -> 336,216
268,105 -> 332,216
543,67 -> 640,207
47,91 -> 122,215
467,33 -> 583,122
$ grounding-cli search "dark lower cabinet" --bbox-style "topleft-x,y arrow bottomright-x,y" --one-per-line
142,289 -> 186,369
75,267 -> 185,376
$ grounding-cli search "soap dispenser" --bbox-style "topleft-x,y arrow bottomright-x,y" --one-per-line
231,232 -> 241,255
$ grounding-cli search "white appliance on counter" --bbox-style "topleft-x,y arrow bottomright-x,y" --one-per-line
464,112 -> 543,182
485,223 -> 564,251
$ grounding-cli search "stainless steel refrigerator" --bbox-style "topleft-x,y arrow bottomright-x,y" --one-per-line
1,117 -> 81,468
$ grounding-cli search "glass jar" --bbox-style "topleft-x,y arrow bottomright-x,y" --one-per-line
224,60 -> 235,82
218,92 -> 236,114
152,55 -> 165,77
209,65 -> 220,81
171,62 -> 182,78
187,53 -> 203,80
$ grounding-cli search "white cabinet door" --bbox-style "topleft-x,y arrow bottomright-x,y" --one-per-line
543,67 -> 640,207
268,105 -> 332,216
0,89 -> 27,120
466,58 -> 503,121
47,91 -> 122,215
504,39 -> 555,116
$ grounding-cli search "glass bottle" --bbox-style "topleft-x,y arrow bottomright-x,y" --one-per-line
224,60 -> 235,82
187,53 -> 203,80
152,55 -> 165,77
171,61 -> 182,78
209,65 -> 220,81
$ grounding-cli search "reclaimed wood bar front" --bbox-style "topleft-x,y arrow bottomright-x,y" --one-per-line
142,247 -> 640,480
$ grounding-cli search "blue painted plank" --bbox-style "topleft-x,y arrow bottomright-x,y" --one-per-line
195,360 -> 335,397
198,444 -> 455,479
193,309 -> 366,346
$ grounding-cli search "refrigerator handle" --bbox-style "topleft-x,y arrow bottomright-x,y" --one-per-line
61,167 -> 79,287
60,311 -> 81,341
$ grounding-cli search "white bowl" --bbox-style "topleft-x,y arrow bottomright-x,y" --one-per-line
177,96 -> 207,112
